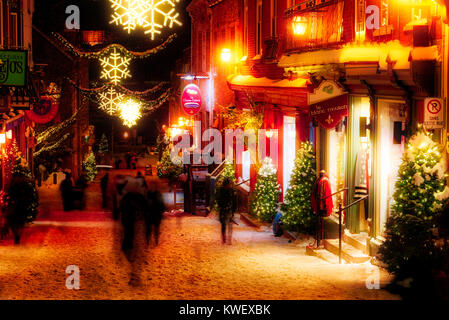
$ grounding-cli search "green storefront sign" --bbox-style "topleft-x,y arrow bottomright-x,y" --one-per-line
0,50 -> 27,86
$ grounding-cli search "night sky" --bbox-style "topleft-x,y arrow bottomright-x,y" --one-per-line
33,0 -> 191,144
33,0 -> 191,82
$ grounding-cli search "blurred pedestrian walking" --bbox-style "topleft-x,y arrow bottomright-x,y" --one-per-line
147,182 -> 166,246
214,177 -> 237,244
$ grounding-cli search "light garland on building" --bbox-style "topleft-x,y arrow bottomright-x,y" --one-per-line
109,0 -> 182,40
119,98 -> 143,127
52,32 -> 177,59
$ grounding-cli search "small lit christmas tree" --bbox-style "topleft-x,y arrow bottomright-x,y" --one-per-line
213,161 -> 236,213
98,133 -> 109,154
250,157 -> 281,222
282,141 -> 317,234
392,130 -> 448,220
216,161 -> 236,186
83,152 -> 98,182
156,145 -> 183,183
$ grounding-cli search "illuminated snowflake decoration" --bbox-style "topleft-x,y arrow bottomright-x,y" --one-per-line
119,98 -> 142,127
109,0 -> 182,40
98,88 -> 124,115
100,47 -> 131,84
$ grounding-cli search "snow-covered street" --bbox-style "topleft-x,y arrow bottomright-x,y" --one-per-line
0,174 -> 399,300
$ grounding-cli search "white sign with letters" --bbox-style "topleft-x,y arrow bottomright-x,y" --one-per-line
424,98 -> 444,129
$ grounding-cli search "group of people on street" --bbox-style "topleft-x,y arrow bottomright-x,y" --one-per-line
114,153 -> 138,170
60,171 -> 89,211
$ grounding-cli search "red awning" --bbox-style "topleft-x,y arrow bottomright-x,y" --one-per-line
227,74 -> 311,110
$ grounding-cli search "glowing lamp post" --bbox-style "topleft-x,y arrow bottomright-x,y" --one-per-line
292,16 -> 307,36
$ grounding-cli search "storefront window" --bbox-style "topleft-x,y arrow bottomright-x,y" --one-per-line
283,116 -> 296,197
327,120 -> 346,213
377,101 -> 406,236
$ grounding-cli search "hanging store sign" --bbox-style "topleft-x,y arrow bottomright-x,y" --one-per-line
0,50 -> 27,86
309,94 -> 349,129
423,98 -> 444,129
181,84 -> 202,116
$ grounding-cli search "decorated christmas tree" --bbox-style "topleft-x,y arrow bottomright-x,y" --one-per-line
216,161 -> 236,186
391,130 -> 448,220
379,130 -> 449,287
213,161 -> 237,213
83,152 -> 98,182
98,133 -> 109,154
282,141 -> 317,234
156,145 -> 184,183
250,157 -> 281,222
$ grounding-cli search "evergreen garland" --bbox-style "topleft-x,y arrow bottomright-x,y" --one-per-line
282,141 -> 317,234
250,157 -> 281,222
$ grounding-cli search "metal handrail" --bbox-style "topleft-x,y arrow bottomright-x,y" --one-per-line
236,179 -> 250,187
336,194 -> 369,264
320,187 -> 348,201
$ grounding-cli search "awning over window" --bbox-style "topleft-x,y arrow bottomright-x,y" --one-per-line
227,74 -> 311,109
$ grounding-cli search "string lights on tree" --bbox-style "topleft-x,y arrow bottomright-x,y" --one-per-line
109,0 -> 182,40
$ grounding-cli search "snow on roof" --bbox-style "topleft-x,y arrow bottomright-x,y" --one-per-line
278,41 -> 439,71
228,74 -> 310,88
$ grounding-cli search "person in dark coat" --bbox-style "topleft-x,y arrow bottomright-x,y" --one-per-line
6,175 -> 36,244
100,173 -> 109,209
214,177 -> 237,244
60,172 -> 74,211
120,190 -> 151,286
115,159 -> 122,170
146,182 -> 166,245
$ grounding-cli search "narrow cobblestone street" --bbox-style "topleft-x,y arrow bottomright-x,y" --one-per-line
0,170 -> 399,300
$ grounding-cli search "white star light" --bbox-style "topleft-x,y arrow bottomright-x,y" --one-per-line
100,47 -> 131,84
98,88 -> 124,115
119,98 -> 142,127
109,0 -> 182,40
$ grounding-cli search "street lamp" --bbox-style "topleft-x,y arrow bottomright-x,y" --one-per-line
220,48 -> 232,62
292,16 -> 307,36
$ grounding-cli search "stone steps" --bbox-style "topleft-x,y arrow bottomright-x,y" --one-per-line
323,238 -> 371,264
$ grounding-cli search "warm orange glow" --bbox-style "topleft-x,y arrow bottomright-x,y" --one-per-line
123,132 -> 129,139
0,133 -> 6,144
6,130 -> 12,140
221,48 -> 232,62
292,16 -> 307,35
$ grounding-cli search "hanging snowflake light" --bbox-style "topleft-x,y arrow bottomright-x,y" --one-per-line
109,0 -> 182,40
98,88 -> 124,115
100,47 -> 131,84
119,98 -> 142,127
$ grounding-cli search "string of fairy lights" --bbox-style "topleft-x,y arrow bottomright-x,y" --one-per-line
50,0 -> 183,127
